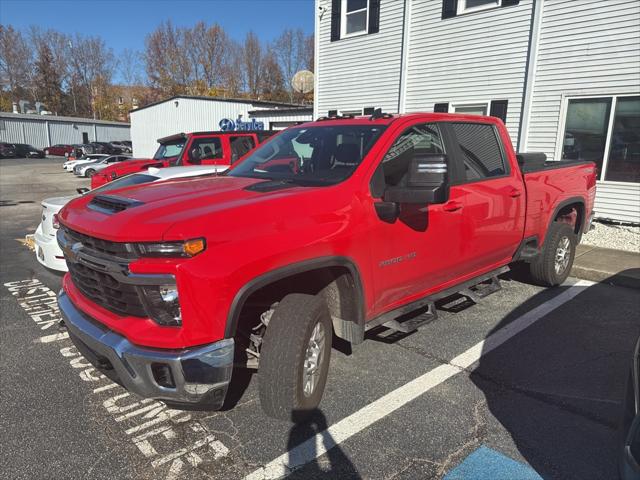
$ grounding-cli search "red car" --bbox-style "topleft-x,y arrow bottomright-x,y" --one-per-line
45,144 -> 75,157
90,130 -> 275,188
57,112 -> 596,419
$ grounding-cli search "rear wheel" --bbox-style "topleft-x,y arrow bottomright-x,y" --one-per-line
85,169 -> 96,177
258,293 -> 332,421
529,222 -> 576,286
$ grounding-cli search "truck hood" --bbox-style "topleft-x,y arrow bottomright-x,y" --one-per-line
58,175 -> 318,242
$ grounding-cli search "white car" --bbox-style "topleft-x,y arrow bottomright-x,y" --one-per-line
34,165 -> 229,272
74,154 -> 132,177
63,154 -> 108,172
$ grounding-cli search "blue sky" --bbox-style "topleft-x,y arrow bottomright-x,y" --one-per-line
1,0 -> 314,59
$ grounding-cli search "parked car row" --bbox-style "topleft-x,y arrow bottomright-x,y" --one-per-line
0,142 -> 46,158
45,140 -> 132,158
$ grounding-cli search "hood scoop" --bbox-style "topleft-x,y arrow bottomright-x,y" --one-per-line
244,179 -> 298,193
88,195 -> 144,214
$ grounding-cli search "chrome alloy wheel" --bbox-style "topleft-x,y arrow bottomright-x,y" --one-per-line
555,236 -> 571,275
303,322 -> 325,397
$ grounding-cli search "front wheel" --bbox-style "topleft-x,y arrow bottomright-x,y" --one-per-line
258,293 -> 332,421
529,222 -> 577,286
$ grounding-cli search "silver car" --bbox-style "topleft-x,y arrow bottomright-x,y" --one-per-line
74,155 -> 131,177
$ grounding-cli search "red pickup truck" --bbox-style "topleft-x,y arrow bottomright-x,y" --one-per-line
57,113 -> 596,420
91,130 -> 274,188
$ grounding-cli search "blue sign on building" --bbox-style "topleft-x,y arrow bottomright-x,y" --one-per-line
219,116 -> 265,131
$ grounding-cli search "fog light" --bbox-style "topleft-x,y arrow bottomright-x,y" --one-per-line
159,285 -> 178,303
141,283 -> 182,326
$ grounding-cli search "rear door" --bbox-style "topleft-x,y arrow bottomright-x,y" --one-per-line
446,121 -> 525,273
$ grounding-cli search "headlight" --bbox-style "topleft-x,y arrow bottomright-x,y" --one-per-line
141,283 -> 181,326
135,238 -> 206,257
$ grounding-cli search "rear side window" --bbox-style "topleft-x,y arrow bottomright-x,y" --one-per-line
230,136 -> 256,163
451,123 -> 506,181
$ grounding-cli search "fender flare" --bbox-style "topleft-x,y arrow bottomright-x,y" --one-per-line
224,256 -> 366,339
543,196 -> 586,246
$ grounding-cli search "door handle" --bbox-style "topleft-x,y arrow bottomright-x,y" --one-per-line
443,201 -> 463,212
509,188 -> 522,198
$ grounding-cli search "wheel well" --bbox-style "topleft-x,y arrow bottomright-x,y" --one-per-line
234,267 -> 362,364
554,202 -> 584,236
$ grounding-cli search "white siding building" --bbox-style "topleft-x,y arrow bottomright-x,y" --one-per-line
315,0 -> 640,223
0,112 -> 130,149
129,96 -> 310,158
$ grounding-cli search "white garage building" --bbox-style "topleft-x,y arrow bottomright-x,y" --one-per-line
0,112 -> 130,149
129,96 -> 312,158
314,0 -> 640,223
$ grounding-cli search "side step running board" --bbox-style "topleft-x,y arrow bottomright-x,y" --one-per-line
460,276 -> 502,303
383,302 -> 437,334
368,266 -> 509,335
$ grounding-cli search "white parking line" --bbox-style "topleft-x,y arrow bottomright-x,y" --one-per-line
245,279 -> 595,480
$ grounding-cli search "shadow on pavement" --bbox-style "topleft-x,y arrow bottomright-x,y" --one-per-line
286,409 -> 361,479
471,270 -> 640,479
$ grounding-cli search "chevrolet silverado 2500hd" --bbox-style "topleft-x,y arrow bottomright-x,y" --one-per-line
91,130 -> 275,188
57,113 -> 596,420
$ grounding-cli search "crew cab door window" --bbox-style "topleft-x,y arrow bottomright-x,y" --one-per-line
230,136 -> 256,163
379,123 -> 446,189
450,123 -> 506,182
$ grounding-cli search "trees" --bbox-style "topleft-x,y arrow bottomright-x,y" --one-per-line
1,21 -> 314,119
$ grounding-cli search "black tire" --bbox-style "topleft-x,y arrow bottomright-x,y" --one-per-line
258,293 -> 332,421
85,169 -> 96,177
529,222 -> 576,286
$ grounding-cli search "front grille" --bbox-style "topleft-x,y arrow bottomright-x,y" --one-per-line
63,226 -> 135,258
67,261 -> 147,317
62,227 -> 147,318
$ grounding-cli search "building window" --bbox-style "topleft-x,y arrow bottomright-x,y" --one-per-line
561,95 -> 640,183
341,0 -> 369,38
454,104 -> 488,116
458,0 -> 500,14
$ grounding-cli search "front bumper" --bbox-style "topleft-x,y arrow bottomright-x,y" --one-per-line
58,290 -> 234,409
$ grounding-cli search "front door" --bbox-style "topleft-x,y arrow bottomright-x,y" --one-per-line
367,121 -> 468,316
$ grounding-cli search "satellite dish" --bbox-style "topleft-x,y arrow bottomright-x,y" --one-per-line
292,70 -> 314,94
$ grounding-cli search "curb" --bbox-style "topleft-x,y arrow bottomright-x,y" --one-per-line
570,265 -> 640,290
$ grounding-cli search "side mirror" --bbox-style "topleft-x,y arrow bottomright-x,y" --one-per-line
76,187 -> 89,195
189,147 -> 202,164
383,154 -> 449,205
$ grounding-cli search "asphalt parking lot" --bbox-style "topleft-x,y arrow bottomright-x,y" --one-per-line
1,156 -> 639,480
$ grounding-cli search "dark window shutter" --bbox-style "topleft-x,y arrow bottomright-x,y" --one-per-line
331,0 -> 341,42
442,0 -> 458,19
363,107 -> 375,115
369,0 -> 381,34
501,0 -> 520,7
328,109 -> 338,117
490,100 -> 508,123
434,102 -> 449,113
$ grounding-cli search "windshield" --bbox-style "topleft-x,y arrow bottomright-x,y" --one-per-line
228,125 -> 386,185
91,173 -> 159,194
154,140 -> 185,161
